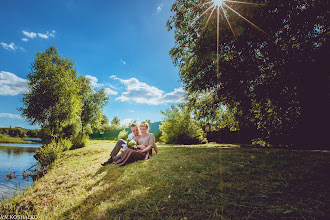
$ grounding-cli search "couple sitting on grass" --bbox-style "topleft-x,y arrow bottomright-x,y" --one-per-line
101,122 -> 159,166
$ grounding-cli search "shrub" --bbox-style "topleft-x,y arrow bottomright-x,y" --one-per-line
59,138 -> 72,151
35,141 -> 62,167
118,129 -> 128,140
71,133 -> 89,149
160,105 -> 207,144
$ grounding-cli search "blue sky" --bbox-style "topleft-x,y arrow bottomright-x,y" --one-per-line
0,0 -> 184,129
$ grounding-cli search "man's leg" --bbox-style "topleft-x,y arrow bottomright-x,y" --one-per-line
101,139 -> 126,165
110,139 -> 126,159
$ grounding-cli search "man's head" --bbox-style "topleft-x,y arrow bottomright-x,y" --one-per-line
130,123 -> 140,136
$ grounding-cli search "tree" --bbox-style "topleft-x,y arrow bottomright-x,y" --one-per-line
80,76 -> 109,134
160,105 -> 207,144
111,116 -> 120,126
20,46 -> 82,143
167,0 -> 329,146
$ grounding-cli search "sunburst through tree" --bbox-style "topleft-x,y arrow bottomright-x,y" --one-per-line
192,0 -> 270,74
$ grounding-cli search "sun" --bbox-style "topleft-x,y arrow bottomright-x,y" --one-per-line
212,0 -> 225,7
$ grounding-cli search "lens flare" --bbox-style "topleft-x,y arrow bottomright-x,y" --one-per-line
192,0 -> 270,78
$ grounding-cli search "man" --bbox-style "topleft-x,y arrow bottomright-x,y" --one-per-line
101,123 -> 159,166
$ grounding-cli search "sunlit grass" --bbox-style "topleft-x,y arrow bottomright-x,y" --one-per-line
1,141 -> 329,219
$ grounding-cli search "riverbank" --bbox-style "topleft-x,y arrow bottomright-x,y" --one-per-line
0,134 -> 31,144
1,140 -> 329,219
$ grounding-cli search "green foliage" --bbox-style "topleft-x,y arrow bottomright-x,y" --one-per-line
36,141 -> 63,167
160,105 -> 207,144
111,116 -> 120,126
117,129 -> 128,140
0,134 -> 30,144
58,138 -> 73,151
70,133 -> 89,149
80,76 -> 109,134
167,0 -> 329,145
19,46 -> 82,142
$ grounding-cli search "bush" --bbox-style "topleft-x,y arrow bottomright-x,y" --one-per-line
36,142 -> 62,167
71,133 -> 89,149
160,105 -> 207,144
59,138 -> 72,151
118,129 -> 128,140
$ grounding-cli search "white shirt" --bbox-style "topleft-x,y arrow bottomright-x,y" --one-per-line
128,133 -> 135,140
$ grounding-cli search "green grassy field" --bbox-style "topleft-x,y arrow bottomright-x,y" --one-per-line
0,134 -> 31,144
1,140 -> 329,219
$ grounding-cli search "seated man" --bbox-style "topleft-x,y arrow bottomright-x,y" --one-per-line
101,123 -> 159,166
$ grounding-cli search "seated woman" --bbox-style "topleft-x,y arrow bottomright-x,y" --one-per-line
114,121 -> 155,166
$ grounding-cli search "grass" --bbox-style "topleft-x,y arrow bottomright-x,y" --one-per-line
1,140 -> 329,219
0,134 -> 31,144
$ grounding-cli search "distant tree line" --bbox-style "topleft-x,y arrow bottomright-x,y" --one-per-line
0,127 -> 39,138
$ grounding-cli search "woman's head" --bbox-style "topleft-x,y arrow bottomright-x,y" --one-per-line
139,121 -> 149,135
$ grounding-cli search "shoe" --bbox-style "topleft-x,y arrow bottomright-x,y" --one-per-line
101,158 -> 114,166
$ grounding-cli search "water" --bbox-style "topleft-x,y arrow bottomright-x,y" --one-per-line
0,143 -> 42,200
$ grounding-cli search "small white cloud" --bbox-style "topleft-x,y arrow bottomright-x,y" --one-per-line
22,30 -> 56,40
120,118 -> 134,126
85,75 -> 104,87
47,30 -> 56,37
157,4 -> 163,13
128,110 -> 134,113
104,88 -> 118,96
0,71 -> 28,96
0,113 -> 23,119
120,59 -> 126,65
38,33 -> 49,39
112,75 -> 185,105
0,42 -> 17,51
22,31 -> 37,39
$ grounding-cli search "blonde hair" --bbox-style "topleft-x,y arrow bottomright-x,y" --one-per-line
139,121 -> 149,130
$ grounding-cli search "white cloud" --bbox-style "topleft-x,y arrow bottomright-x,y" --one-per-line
1,42 -> 17,51
85,75 -> 104,87
112,75 -> 185,105
120,59 -> 126,65
120,118 -> 134,126
38,33 -> 49,39
0,113 -> 23,120
157,4 -> 163,13
0,71 -> 28,96
22,30 -> 56,40
128,110 -> 134,113
86,75 -> 117,96
22,31 -> 37,39
47,30 -> 56,37
104,88 -> 118,96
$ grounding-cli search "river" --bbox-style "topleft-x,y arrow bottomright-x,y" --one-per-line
0,143 -> 42,200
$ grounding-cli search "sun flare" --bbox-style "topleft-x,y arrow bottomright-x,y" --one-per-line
212,0 -> 225,7
192,0 -> 270,79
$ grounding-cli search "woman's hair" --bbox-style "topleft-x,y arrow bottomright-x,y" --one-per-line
139,121 -> 149,130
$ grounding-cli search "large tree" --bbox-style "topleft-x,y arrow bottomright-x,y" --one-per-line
79,76 -> 109,134
20,46 -> 82,143
167,0 -> 329,146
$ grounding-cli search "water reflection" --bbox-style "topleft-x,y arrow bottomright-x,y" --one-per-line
0,143 -> 42,200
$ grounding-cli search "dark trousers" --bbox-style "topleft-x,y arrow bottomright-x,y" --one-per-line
110,139 -> 126,161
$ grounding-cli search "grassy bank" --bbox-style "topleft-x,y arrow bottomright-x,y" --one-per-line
1,141 -> 329,219
0,134 -> 31,144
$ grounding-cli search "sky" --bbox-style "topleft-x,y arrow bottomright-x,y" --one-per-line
0,0 -> 184,129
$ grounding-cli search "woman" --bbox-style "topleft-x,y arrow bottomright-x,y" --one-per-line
114,121 -> 155,166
